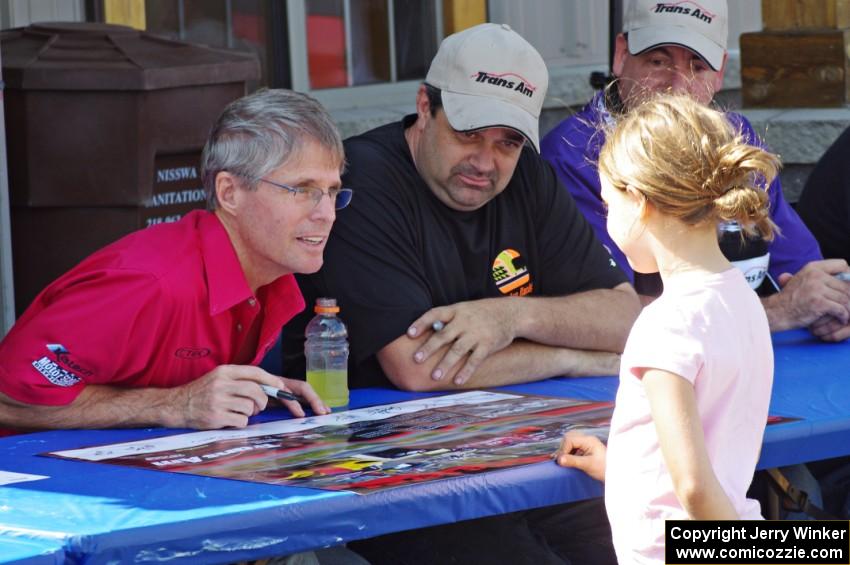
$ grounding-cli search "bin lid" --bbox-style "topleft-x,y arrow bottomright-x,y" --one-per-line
1,22 -> 260,90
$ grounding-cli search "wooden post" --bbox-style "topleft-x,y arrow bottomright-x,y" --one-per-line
741,0 -> 850,107
103,0 -> 146,31
443,0 -> 487,35
762,0 -> 850,30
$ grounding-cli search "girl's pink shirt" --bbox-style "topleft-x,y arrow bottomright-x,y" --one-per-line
605,268 -> 773,564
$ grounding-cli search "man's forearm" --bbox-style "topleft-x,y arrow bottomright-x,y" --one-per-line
0,385 -> 184,432
467,340 -> 621,388
379,337 -> 620,392
512,284 -> 640,352
391,283 -> 636,391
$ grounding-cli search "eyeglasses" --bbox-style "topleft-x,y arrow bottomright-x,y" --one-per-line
259,178 -> 353,210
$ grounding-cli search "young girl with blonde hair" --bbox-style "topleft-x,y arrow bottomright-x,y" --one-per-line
555,94 -> 777,564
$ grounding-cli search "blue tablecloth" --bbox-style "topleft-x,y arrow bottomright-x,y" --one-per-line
0,390 -> 603,563
0,538 -> 64,565
0,329 -> 847,563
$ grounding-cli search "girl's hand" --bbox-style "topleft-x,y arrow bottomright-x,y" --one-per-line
553,431 -> 607,481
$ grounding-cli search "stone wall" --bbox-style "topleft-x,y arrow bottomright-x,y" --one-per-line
740,107 -> 850,203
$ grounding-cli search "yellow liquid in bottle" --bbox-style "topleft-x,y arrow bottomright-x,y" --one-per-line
306,369 -> 349,408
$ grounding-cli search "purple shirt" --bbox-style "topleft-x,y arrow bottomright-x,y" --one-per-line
541,92 -> 822,282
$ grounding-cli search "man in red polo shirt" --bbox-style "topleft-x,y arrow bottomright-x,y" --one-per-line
0,89 -> 350,433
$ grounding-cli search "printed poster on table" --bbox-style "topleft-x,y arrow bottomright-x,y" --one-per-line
46,391 -> 613,494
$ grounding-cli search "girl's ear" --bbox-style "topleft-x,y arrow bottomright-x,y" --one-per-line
625,185 -> 651,219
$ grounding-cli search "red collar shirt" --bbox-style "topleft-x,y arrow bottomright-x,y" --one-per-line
0,210 -> 305,406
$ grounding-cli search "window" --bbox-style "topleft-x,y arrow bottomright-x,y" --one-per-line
143,0 -> 278,89
288,0 -> 455,109
299,0 -> 440,88
128,1 -> 763,112
139,0 -> 464,108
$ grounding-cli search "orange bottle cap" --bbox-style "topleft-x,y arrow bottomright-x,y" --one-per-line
315,297 -> 339,313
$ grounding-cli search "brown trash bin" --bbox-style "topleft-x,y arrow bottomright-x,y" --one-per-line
2,22 -> 260,314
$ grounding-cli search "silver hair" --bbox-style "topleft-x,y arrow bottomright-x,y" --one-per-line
201,89 -> 344,209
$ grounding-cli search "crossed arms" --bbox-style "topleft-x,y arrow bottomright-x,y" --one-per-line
377,283 -> 641,391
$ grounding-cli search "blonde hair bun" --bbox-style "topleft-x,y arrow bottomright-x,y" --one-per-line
597,94 -> 779,240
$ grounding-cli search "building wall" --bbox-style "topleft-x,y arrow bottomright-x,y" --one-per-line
0,0 -> 84,29
0,1 -> 846,325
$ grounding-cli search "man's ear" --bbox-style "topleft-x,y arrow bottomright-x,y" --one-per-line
712,52 -> 728,93
612,34 -> 629,77
215,171 -> 241,214
415,85 -> 431,123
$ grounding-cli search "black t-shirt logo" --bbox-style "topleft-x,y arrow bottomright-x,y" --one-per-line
492,249 -> 533,296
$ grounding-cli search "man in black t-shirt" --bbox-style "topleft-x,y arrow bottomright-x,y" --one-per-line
285,23 -> 639,393
283,23 -> 639,565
